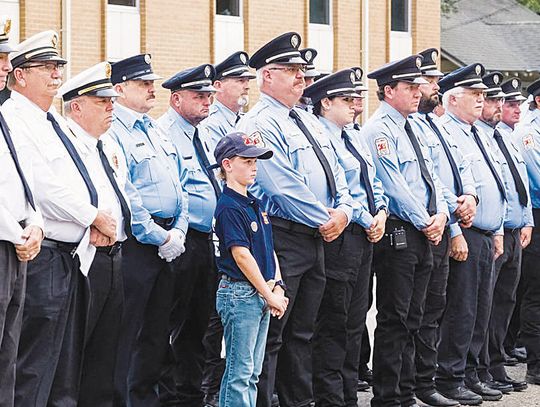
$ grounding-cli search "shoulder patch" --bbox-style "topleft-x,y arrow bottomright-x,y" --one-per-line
375,137 -> 390,157
523,134 -> 535,150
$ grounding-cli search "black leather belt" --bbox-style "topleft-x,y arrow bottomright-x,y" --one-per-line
269,217 -> 320,238
151,215 -> 176,231
344,222 -> 366,236
41,238 -> 78,254
188,228 -> 212,240
469,226 -> 494,237
96,242 -> 123,256
386,216 -> 418,231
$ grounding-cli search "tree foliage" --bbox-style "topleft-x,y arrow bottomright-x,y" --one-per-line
441,0 -> 459,15
517,0 -> 540,13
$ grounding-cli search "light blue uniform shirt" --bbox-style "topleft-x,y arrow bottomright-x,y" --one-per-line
319,117 -> 388,229
236,93 -> 353,228
203,99 -> 238,148
410,112 -> 476,237
513,108 -> 540,209
494,121 -> 534,228
158,107 -> 218,233
109,103 -> 189,246
361,101 -> 449,230
438,112 -> 505,234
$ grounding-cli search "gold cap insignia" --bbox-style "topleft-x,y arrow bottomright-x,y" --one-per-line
105,62 -> 112,78
51,33 -> 58,48
4,18 -> 11,36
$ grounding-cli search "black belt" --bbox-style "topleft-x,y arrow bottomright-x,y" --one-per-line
504,227 -> 521,235
187,228 -> 212,240
469,226 -> 494,237
41,238 -> 78,254
151,215 -> 176,231
386,216 -> 418,232
269,217 -> 320,238
344,222 -> 366,236
95,242 -> 123,256
221,274 -> 246,283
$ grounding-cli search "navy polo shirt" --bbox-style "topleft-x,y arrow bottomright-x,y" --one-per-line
214,185 -> 276,282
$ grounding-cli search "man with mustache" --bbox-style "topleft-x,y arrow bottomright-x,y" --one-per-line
408,48 -> 477,407
362,55 -> 449,407
237,32 -> 354,407
109,54 -> 189,407
0,17 -> 44,407
436,65 -> 507,405
3,30 -> 117,406
205,51 -> 255,146
58,61 -> 133,406
157,64 -> 221,407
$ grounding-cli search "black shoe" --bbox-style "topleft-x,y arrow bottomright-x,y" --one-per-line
466,381 -> 503,401
359,367 -> 373,384
509,347 -> 527,363
416,390 -> 461,406
271,393 -> 280,407
358,379 -> 370,391
438,386 -> 483,405
503,354 -> 519,366
203,393 -> 219,407
526,370 -> 540,385
484,380 -> 513,394
502,376 -> 528,391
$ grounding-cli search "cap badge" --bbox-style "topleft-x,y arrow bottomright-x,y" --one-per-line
144,54 -> 151,64
305,50 -> 312,61
244,131 -> 265,147
240,53 -> 247,64
355,68 -> 362,79
291,34 -> 299,48
512,79 -> 519,89
416,57 -> 422,69
494,75 -> 500,84
475,65 -> 481,75
350,72 -> 356,84
204,65 -> 211,77
3,18 -> 11,35
51,33 -> 58,47
105,62 -> 112,78
431,51 -> 437,63
251,221 -> 259,232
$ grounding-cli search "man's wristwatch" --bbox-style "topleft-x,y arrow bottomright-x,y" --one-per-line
274,279 -> 287,292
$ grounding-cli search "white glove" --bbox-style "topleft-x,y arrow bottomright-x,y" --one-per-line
158,229 -> 186,262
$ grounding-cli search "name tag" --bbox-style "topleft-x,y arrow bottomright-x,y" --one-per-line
136,142 -> 145,148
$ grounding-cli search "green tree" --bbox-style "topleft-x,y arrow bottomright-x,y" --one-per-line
441,0 -> 459,15
518,0 -> 540,13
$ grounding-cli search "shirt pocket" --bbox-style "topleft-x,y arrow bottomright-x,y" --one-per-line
287,135 -> 314,175
130,146 -> 156,182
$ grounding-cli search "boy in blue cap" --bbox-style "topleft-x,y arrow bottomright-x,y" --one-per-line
213,131 -> 288,407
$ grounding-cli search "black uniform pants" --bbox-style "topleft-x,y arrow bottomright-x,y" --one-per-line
159,228 -> 216,407
520,209 -> 540,373
478,229 -> 522,382
114,238 -> 176,407
359,268 -> 375,375
313,228 -> 373,407
15,245 -> 82,407
436,228 -> 494,389
257,224 -> 325,407
0,241 -> 26,407
371,219 -> 433,407
414,231 -> 450,394
78,249 -> 124,407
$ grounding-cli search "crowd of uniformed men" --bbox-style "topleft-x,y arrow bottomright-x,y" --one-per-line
0,13 -> 540,407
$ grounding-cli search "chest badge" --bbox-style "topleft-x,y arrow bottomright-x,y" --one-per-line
261,212 -> 270,225
251,221 -> 259,232
375,137 -> 390,157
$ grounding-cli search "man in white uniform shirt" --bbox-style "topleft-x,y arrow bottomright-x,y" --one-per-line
0,17 -> 44,407
58,61 -> 133,407
2,31 -> 117,406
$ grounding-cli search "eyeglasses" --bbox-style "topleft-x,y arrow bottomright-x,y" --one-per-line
21,62 -> 64,73
268,65 -> 306,74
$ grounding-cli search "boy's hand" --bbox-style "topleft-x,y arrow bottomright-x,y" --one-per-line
266,291 -> 289,319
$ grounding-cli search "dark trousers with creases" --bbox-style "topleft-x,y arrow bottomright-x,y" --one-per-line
520,209 -> 540,373
414,231 -> 450,395
436,228 -> 494,389
370,219 -> 433,407
0,241 -> 26,407
78,249 -> 124,407
114,238 -> 177,407
158,228 -> 216,407
15,245 -> 83,407
313,228 -> 373,407
257,225 -> 325,407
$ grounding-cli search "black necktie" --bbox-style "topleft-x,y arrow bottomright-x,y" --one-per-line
353,123 -> 361,131
0,111 -> 36,210
404,119 -> 437,215
47,113 -> 98,206
97,140 -> 133,238
289,109 -> 337,199
470,125 -> 506,201
341,130 -> 376,215
425,114 -> 464,196
192,128 -> 221,199
493,130 -> 528,206
235,113 -> 241,124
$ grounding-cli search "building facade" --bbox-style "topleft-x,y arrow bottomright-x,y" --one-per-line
1,0 -> 440,118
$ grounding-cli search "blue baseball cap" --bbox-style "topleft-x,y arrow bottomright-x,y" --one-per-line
213,131 -> 273,166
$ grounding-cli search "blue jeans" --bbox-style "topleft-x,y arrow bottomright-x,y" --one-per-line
216,278 -> 270,407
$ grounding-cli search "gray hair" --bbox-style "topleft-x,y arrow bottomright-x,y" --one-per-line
442,86 -> 464,110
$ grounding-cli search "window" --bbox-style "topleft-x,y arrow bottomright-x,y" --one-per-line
107,0 -> 140,60
391,0 -> 409,32
216,0 -> 241,17
108,0 -> 136,6
310,0 -> 330,25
